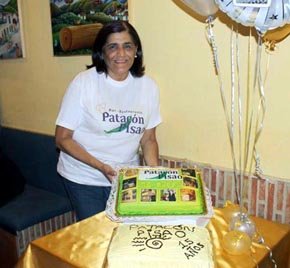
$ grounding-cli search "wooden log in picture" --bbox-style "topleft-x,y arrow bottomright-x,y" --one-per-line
50,0 -> 128,56
59,23 -> 103,51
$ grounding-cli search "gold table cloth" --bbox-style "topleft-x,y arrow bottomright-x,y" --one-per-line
16,207 -> 290,268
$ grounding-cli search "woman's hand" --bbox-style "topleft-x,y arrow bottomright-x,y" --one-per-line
55,126 -> 116,181
100,163 -> 117,182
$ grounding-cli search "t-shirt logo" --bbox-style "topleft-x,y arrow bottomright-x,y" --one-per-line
105,116 -> 132,134
103,111 -> 145,135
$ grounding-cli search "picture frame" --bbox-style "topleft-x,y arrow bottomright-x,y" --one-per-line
0,0 -> 25,59
49,0 -> 128,56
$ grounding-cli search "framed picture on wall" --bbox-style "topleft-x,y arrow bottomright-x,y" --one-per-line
50,0 -> 128,56
0,0 -> 25,59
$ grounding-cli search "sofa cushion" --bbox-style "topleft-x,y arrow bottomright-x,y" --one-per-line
0,127 -> 67,197
0,185 -> 72,234
0,150 -> 26,207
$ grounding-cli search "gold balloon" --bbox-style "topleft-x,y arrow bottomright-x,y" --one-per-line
263,23 -> 290,51
222,230 -> 252,255
222,201 -> 247,223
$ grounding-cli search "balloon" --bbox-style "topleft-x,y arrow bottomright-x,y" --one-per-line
215,0 -> 290,33
263,23 -> 290,49
179,0 -> 219,18
222,230 -> 252,255
229,213 -> 257,239
222,201 -> 247,223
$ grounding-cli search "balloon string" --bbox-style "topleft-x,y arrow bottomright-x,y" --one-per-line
206,21 -> 240,204
247,35 -> 262,175
234,27 -> 244,212
243,30 -> 253,181
242,33 -> 274,267
254,51 -> 270,177
232,26 -> 245,209
255,47 -> 269,176
244,28 -> 261,180
205,22 -> 268,206
230,26 -> 240,204
206,21 -> 275,268
248,33 -> 269,178
205,17 -> 219,75
230,25 -> 235,152
253,232 -> 277,268
243,32 -> 263,177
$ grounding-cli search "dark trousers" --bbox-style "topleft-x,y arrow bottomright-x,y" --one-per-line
63,179 -> 111,221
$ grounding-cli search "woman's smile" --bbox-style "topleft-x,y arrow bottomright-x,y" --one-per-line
102,31 -> 137,81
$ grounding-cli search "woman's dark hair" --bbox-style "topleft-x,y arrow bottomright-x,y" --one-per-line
87,20 -> 145,77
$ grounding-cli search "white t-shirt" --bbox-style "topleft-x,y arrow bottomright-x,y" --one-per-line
56,68 -> 162,186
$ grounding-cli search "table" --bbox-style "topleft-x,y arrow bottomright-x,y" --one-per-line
16,206 -> 290,268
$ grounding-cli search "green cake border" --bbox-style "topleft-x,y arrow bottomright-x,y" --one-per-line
115,168 -> 208,216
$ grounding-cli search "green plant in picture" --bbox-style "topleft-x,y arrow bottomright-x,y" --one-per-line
50,0 -> 128,56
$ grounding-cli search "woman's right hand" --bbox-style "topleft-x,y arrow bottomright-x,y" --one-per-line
56,126 -> 117,182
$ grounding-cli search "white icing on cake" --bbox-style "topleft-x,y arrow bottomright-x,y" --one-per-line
107,224 -> 214,268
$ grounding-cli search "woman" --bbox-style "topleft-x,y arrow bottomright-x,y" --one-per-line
55,21 -> 162,221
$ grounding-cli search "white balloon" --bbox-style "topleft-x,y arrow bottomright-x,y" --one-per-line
215,0 -> 290,33
229,213 -> 257,239
179,0 -> 219,18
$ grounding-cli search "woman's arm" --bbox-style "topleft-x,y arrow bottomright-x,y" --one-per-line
140,127 -> 159,166
55,126 -> 116,181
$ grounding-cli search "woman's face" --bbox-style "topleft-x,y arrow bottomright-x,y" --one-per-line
102,31 -> 137,81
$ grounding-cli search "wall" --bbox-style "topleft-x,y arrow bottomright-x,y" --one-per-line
0,0 -> 290,181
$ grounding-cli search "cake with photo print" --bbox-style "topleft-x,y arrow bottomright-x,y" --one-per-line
115,167 -> 208,217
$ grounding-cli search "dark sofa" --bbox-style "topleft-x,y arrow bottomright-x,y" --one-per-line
0,127 -> 75,268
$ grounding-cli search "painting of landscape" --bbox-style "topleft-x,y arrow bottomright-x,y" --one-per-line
0,0 -> 25,59
50,0 -> 128,56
